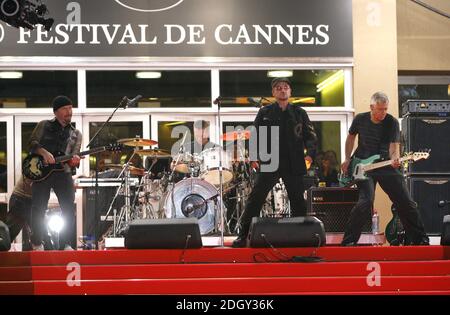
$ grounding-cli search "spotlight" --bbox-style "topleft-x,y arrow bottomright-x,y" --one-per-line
48,213 -> 64,233
0,0 -> 54,31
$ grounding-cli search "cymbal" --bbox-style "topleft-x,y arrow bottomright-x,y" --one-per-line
118,138 -> 158,147
135,149 -> 171,158
221,130 -> 251,141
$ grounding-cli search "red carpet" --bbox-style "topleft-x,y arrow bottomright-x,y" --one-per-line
1,246 -> 449,295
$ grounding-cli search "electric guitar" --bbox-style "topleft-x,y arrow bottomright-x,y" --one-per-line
22,144 -> 122,182
339,150 -> 430,186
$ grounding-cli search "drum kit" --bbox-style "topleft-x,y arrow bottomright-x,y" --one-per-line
101,130 -> 290,240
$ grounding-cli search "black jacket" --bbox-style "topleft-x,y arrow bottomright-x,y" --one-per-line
253,103 -> 318,175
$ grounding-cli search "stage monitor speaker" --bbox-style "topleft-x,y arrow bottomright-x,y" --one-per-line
0,220 -> 11,252
402,116 -> 450,174
307,187 -> 371,233
248,216 -> 325,248
408,177 -> 450,235
441,215 -> 450,245
124,218 -> 202,249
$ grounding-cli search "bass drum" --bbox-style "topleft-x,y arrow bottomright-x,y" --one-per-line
163,178 -> 223,235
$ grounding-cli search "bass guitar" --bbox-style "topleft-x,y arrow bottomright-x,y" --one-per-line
22,144 -> 122,182
339,150 -> 430,186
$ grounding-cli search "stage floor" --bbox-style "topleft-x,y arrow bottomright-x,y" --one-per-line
1,245 -> 449,295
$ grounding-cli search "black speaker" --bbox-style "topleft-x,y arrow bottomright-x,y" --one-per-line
124,218 -> 202,249
306,187 -> 371,232
441,215 -> 450,245
248,216 -> 326,248
402,116 -> 450,174
408,177 -> 450,235
0,220 -> 11,252
82,186 -> 126,240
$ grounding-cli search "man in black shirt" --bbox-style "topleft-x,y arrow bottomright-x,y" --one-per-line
341,92 -> 428,246
29,96 -> 82,250
232,77 -> 318,247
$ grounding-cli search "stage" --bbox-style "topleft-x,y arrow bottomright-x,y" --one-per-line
1,245 -> 449,295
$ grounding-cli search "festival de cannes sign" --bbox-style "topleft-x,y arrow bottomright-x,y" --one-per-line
0,0 -> 353,57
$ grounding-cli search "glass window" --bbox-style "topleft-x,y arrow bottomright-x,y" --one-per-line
88,121 -> 143,173
157,121 -> 194,152
0,71 -> 77,108
221,121 -> 253,157
312,120 -> 341,164
21,122 -> 38,160
86,71 -> 211,108
219,70 -> 345,108
0,122 -> 6,193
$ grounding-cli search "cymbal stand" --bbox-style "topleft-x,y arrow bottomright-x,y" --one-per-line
103,152 -> 135,237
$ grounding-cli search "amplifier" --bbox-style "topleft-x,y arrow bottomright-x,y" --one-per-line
401,100 -> 450,117
407,176 -> 450,235
306,187 -> 371,233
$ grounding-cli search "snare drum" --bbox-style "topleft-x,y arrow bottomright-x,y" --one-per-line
199,147 -> 233,186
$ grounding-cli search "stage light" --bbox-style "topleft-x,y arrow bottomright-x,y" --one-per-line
136,71 -> 162,79
0,0 -> 54,32
48,213 -> 64,233
267,70 -> 293,78
0,71 -> 22,79
316,70 -> 344,92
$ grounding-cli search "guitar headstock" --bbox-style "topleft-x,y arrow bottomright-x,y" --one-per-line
405,150 -> 431,162
107,143 -> 124,152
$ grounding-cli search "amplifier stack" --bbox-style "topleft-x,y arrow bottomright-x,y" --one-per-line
401,100 -> 450,235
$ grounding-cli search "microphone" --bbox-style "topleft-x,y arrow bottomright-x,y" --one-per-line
438,200 -> 450,207
213,96 -> 222,105
247,97 -> 263,107
122,95 -> 142,108
247,96 -> 270,107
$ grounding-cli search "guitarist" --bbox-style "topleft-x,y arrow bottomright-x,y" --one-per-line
340,92 -> 429,246
28,96 -> 82,251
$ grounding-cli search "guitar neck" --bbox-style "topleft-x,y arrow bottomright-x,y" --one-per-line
363,156 -> 410,172
54,147 -> 106,163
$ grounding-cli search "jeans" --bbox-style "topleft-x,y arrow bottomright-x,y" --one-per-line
30,171 -> 76,249
342,167 -> 429,245
6,193 -> 32,241
238,170 -> 306,237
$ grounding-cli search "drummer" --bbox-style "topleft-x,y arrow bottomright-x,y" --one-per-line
187,120 -> 217,154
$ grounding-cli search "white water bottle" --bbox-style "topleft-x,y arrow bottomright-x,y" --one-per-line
372,210 -> 380,235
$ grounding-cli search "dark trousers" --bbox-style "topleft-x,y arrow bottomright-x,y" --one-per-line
30,171 -> 76,249
239,170 -> 306,237
342,168 -> 429,245
6,194 -> 32,242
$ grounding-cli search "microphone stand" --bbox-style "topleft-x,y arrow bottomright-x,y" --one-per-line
215,97 -> 225,247
85,96 -> 127,248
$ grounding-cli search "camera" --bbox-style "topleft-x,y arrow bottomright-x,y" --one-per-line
0,0 -> 54,31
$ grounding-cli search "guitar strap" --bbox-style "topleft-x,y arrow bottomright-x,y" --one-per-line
379,114 -> 395,160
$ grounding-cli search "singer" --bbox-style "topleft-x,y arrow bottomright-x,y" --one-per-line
233,77 -> 318,247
